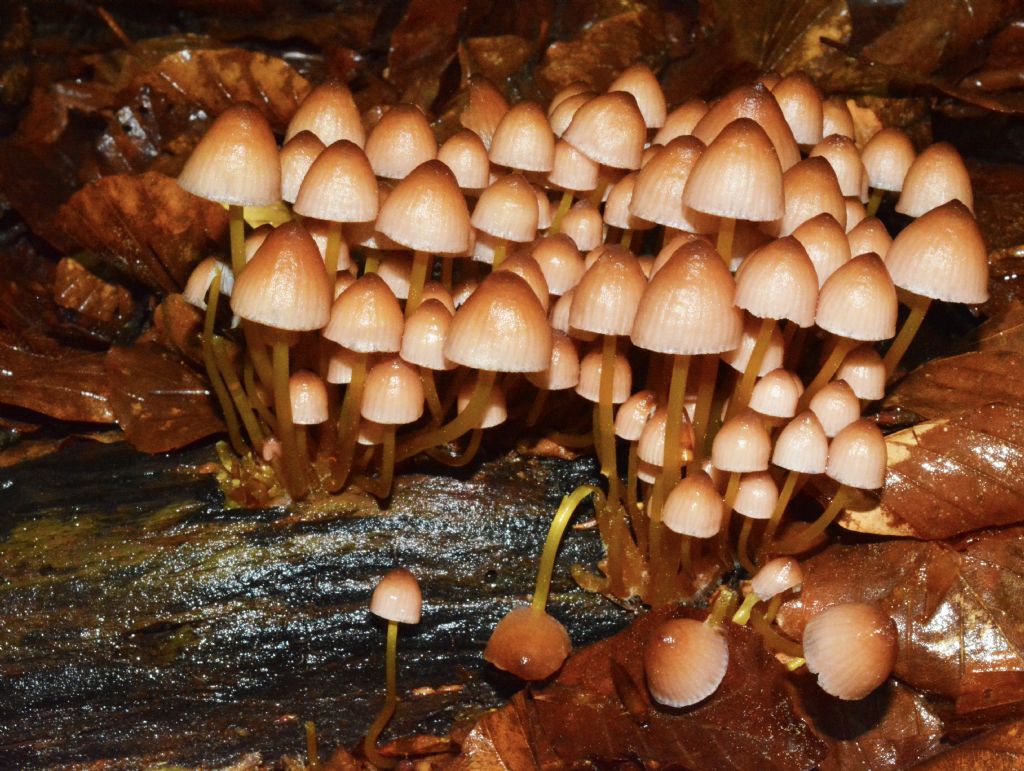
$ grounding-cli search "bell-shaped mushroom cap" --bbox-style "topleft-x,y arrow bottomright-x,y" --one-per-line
548,81 -> 590,116
632,240 -> 743,355
821,97 -> 855,139
527,331 -> 580,391
895,142 -> 973,217
293,140 -> 378,223
885,200 -> 988,304
461,78 -> 509,150
645,618 -> 729,707
827,418 -> 887,489
836,344 -> 885,401
684,118 -> 784,221
630,137 -> 717,232
609,63 -> 666,129
531,234 -> 584,296
771,72 -> 823,146
772,411 -> 828,474
453,278 -> 478,307
847,217 -> 892,260
815,253 -> 898,341
361,356 -> 425,425
489,101 -> 555,172
792,213 -> 851,287
438,129 -> 491,191
484,606 -> 571,681
650,232 -> 710,276
861,128 -> 915,192
364,104 -> 437,180
326,345 -> 359,384
457,376 -> 507,428
721,315 -> 784,376
231,223 -> 332,330
776,157 -> 847,236
712,410 -> 772,473
301,220 -> 351,274
845,198 -> 867,232
559,201 -> 604,251
536,187 -> 553,229
183,258 -> 233,310
575,348 -> 632,404
400,299 -> 455,371
734,471 -> 778,520
494,253 -> 551,311
179,104 -> 280,206
603,173 -> 653,231
809,380 -> 861,438
286,80 -> 365,147
809,135 -> 865,199
692,83 -> 801,171
375,253 -> 411,300
244,224 -> 273,262
653,99 -> 709,145
563,91 -> 646,169
615,389 -> 657,441
749,368 -> 804,419
472,173 -> 539,243
323,273 -> 404,353
663,470 -> 724,537
569,245 -> 647,336
280,131 -> 325,204
751,557 -> 803,601
289,370 -> 328,425
377,161 -> 472,254
370,567 -> 422,624
637,407 -> 695,468
548,92 -> 594,137
735,237 -> 819,327
803,602 -> 897,700
548,139 -> 600,191
445,272 -> 552,372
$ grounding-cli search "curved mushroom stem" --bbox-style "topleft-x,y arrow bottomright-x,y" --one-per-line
396,369 -> 497,462
732,592 -> 759,626
758,470 -> 800,565
883,291 -> 932,377
764,595 -> 782,624
359,426 -> 397,499
244,359 -> 278,435
363,619 -> 399,769
737,517 -> 757,574
750,608 -> 804,658
330,353 -> 367,490
426,427 -> 483,467
407,250 -> 432,316
717,472 -> 741,567
201,273 -> 246,455
866,188 -> 884,218
727,316 -> 776,421
550,191 -> 573,234
324,220 -> 343,278
716,217 -> 736,266
688,355 -> 717,467
526,388 -> 549,427
706,586 -> 738,628
272,341 -> 308,499
798,335 -> 858,409
776,485 -> 853,554
211,335 -> 264,451
532,484 -> 603,611
421,369 -> 444,425
228,205 -> 246,275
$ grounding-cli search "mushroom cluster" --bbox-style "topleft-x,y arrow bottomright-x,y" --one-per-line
177,66 -> 983,650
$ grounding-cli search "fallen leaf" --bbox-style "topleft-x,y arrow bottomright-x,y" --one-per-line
777,528 -> 1024,718
104,343 -> 224,453
885,351 -> 1024,418
913,718 -> 1024,770
971,301 -> 1024,352
53,257 -> 135,324
386,0 -> 466,108
58,171 -> 228,293
140,293 -> 204,366
452,609 -> 826,769
463,35 -> 533,86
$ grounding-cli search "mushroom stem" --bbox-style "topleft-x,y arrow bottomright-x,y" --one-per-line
680,535 -> 694,577
882,290 -> 932,377
296,424 -> 309,464
229,205 -> 246,275
492,240 -> 508,268
717,471 -> 741,567
426,426 -> 483,467
324,220 -> 343,278
407,250 -> 432,317
532,484 -> 603,611
688,355 -> 717,467
758,470 -> 800,565
707,585 -> 738,628
441,256 -> 454,291
363,619 -> 399,769
776,485 -> 853,554
201,273 -> 247,455
731,592 -> 759,625
625,441 -> 640,515
243,324 -> 275,393
396,369 -> 497,461
526,388 -> 549,426
244,359 -> 278,434
737,517 -> 757,574
550,191 -> 573,234
597,334 -> 622,503
361,426 -> 397,499
620,229 -> 634,250
727,316 -> 776,420
749,608 -> 803,657
716,216 -> 736,265
211,335 -> 265,451
866,188 -> 884,218
420,369 -> 444,424
764,594 -> 782,624
661,354 -> 691,490
330,353 -> 367,490
798,335 -> 858,408
363,249 -> 381,275
273,342 -> 308,498
304,722 -> 320,770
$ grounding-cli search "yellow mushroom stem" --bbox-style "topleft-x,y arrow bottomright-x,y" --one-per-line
228,204 -> 246,275
363,619 -> 399,769
717,471 -> 742,567
882,290 -> 932,376
625,441 -> 640,514
407,250 -> 432,316
866,188 -> 884,218
359,426 -> 397,500
330,353 -> 367,490
732,592 -> 759,626
272,341 -> 308,498
201,272 -> 246,455
680,534 -> 694,577
243,324 -> 275,394
491,240 -> 507,268
210,335 -> 264,451
363,249 -> 381,275
798,335 -> 859,409
324,221 -> 343,278
727,316 -> 776,420
706,585 -> 739,628
526,388 -> 549,426
688,355 -> 717,466
716,217 -> 736,266
243,359 -> 278,435
396,369 -> 497,462
749,608 -> 803,658
550,191 -> 574,234
304,721 -> 320,770
737,517 -> 757,575
764,595 -> 783,624
420,369 -> 444,425
776,485 -> 854,554
597,334 -> 622,503
619,229 -> 633,250
758,470 -> 800,565
532,484 -> 603,612
426,427 -> 483,467
296,424 -> 309,464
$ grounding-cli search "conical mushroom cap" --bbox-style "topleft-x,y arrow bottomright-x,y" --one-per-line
630,137 -> 716,232
609,63 -> 667,129
570,245 -> 647,336
377,161 -> 472,254
663,471 -> 724,537
285,79 -> 365,147
734,237 -> 819,327
563,92 -> 646,169
815,253 -> 898,341
692,83 -> 801,170
293,140 -> 378,223
489,101 -> 555,172
322,273 -> 404,352
896,142 -> 973,217
369,568 -> 422,624
471,173 -> 539,243
364,104 -> 437,180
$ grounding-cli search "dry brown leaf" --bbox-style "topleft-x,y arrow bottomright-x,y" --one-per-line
58,171 -> 228,293
53,257 -> 134,324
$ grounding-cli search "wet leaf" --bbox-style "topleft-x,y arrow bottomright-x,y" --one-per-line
58,171 -> 228,293
452,609 -> 826,769
53,257 -> 135,324
972,301 -> 1024,351
386,0 -> 466,108
777,528 -> 1024,715
0,330 -> 113,424
914,718 -> 1024,770
463,35 -> 533,86
885,351 -> 1024,418
104,343 -> 224,453
139,293 -> 204,366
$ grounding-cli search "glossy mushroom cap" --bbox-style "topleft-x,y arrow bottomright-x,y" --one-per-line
531,234 -> 584,296
609,64 -> 666,129
323,273 -> 404,352
896,142 -> 973,217
809,380 -> 861,438
815,253 -> 898,341
885,200 -> 989,304
369,568 -> 422,624
826,418 -> 887,489
377,161 -> 473,254
472,174 -> 540,243
614,389 -> 657,441
231,223 -> 332,331
663,471 -> 724,537
809,135 -> 865,199
289,370 -> 328,425
401,299 -> 454,371
775,157 -> 847,236
792,213 -> 851,287
861,128 -> 915,192
603,173 -> 653,231
772,411 -> 828,474
721,316 -> 784,376
575,348 -> 632,403
362,356 -> 425,425
563,92 -> 646,169
179,104 -> 280,206
457,376 -> 507,428
821,98 -> 855,139
364,105 -> 437,180
489,101 -> 555,173
771,72 -> 823,146
280,131 -> 325,204
691,83 -> 801,170
637,408 -> 695,468
653,99 -> 708,145
559,201 -> 604,251
286,80 -> 365,147
630,137 -> 716,232
445,272 -> 552,373
569,246 -> 647,336
836,344 -> 885,401
645,618 -> 729,707
847,217 -> 891,260
734,471 -> 778,520
293,140 -> 378,223
461,78 -> 510,149
494,253 -> 551,311
527,331 -> 580,391
548,92 -> 593,137
735,237 -> 819,327
438,129 -> 491,191
548,139 -> 600,191
802,602 -> 897,700
749,368 -> 803,419
750,557 -> 803,601
684,118 -> 784,222
183,258 -> 233,310
712,410 -> 772,473
484,606 -> 571,681
548,81 -> 590,116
